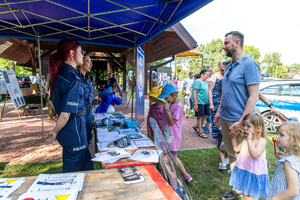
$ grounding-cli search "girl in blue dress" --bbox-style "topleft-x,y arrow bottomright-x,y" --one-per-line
230,113 -> 270,199
268,121 -> 300,200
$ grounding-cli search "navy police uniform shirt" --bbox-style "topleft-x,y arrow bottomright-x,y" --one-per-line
79,72 -> 94,143
50,63 -> 88,150
79,73 -> 94,105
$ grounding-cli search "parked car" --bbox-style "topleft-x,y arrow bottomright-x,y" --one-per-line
255,79 -> 300,133
0,71 -> 8,101
16,75 -> 31,88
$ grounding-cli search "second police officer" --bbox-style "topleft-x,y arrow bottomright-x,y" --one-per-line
45,38 -> 94,173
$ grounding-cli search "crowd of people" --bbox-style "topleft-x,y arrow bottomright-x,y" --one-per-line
43,32 -> 300,200
148,31 -> 300,200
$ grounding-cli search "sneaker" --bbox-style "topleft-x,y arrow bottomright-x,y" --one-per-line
225,158 -> 230,165
183,173 -> 193,183
204,127 -> 210,133
219,163 -> 227,170
190,110 -> 193,113
228,170 -> 231,174
221,190 -> 243,200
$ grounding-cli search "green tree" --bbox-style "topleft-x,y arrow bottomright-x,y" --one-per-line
189,39 -> 226,73
0,58 -> 12,69
276,65 -> 288,78
172,64 -> 188,80
288,63 -> 300,73
262,52 -> 283,78
0,57 -> 32,75
243,45 -> 261,65
186,54 -> 202,74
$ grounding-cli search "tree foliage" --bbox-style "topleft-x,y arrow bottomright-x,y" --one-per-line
243,45 -> 261,65
193,39 -> 226,73
288,63 -> 300,74
0,57 -> 32,75
172,64 -> 188,80
262,52 -> 284,78
0,57 -> 11,69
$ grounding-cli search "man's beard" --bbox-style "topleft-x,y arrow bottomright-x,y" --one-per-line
226,48 -> 235,57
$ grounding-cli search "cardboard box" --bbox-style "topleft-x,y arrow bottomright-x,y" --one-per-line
30,84 -> 38,90
21,88 -> 32,96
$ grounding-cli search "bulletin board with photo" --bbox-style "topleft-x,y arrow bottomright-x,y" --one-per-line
0,70 -> 26,109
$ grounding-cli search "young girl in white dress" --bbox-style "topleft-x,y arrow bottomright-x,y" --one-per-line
268,121 -> 300,200
229,113 -> 270,200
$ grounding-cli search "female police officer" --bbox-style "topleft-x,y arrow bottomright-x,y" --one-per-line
45,38 -> 94,173
78,53 -> 94,144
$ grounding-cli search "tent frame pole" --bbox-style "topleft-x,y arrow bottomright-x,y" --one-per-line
36,26 -> 45,137
131,41 -> 136,119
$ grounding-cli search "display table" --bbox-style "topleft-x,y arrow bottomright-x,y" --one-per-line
93,113 -> 159,169
100,146 -> 158,169
8,166 -> 181,200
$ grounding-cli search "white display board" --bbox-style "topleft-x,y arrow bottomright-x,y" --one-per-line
0,70 -> 26,109
29,75 -> 46,89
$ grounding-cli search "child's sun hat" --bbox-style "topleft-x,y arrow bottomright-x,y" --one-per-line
148,86 -> 164,101
157,83 -> 177,99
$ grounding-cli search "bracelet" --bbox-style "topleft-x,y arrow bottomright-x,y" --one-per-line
268,103 -> 273,108
166,108 -> 170,112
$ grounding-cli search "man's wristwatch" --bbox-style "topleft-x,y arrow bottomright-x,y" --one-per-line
268,103 -> 273,108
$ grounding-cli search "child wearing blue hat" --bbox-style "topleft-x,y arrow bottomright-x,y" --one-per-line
158,83 -> 193,182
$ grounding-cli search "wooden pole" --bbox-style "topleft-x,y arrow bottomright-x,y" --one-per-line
0,90 -> 8,119
16,108 -> 22,121
36,27 -> 45,137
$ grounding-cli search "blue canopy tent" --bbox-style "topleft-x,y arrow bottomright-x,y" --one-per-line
0,0 -> 212,134
0,0 -> 212,47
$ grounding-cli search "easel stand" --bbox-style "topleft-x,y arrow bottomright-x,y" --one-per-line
126,92 -> 133,109
0,91 -> 27,121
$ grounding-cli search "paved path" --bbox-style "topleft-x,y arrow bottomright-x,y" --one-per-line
0,99 -> 216,165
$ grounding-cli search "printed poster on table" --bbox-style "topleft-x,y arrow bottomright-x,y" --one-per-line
136,46 -> 145,127
0,70 -> 26,109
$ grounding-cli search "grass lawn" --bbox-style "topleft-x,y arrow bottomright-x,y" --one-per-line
0,136 -> 278,200
177,91 -> 278,199
177,134 -> 277,200
0,92 -> 279,200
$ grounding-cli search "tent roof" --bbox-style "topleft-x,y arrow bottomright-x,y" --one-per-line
0,22 -> 199,66
0,0 -> 212,48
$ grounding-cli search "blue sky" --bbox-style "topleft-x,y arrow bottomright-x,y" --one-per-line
180,0 -> 300,66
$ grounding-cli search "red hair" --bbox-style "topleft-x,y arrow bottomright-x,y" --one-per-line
49,38 -> 80,92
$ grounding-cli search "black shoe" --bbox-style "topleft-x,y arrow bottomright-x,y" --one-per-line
221,190 -> 243,200
192,126 -> 199,134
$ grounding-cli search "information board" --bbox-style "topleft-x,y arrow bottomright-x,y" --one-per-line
0,70 -> 26,109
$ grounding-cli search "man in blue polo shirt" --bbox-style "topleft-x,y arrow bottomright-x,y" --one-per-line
214,31 -> 260,199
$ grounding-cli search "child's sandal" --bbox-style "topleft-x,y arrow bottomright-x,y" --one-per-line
199,132 -> 207,138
